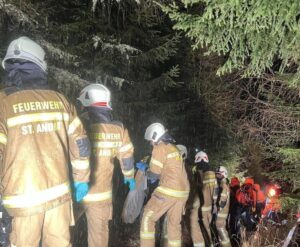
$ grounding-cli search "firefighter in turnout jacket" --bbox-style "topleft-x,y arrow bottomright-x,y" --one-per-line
190,151 -> 215,247
0,37 -> 91,247
139,123 -> 190,247
160,144 -> 188,247
214,166 -> 231,247
77,83 -> 135,247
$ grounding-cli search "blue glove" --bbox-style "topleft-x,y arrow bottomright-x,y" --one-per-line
136,162 -> 148,172
73,182 -> 89,202
124,178 -> 136,191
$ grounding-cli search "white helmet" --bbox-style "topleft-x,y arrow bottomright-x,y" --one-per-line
194,151 -> 209,163
77,83 -> 112,109
176,144 -> 187,160
2,36 -> 47,72
216,166 -> 228,178
144,123 -> 167,143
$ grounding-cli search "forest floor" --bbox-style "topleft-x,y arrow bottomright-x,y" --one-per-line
72,213 -> 299,247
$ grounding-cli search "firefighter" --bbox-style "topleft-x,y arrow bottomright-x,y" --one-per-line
77,83 -> 135,247
190,151 -> 215,247
253,184 -> 266,222
139,123 -> 190,247
214,166 -> 231,247
160,144 -> 188,246
0,36 -> 91,246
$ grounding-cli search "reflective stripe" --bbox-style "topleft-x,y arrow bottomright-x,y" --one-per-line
3,183 -> 70,208
93,141 -> 122,148
83,191 -> 112,202
194,243 -> 205,247
221,192 -> 228,198
221,239 -> 230,245
203,179 -> 216,184
119,143 -> 133,153
168,239 -> 181,246
167,152 -> 180,159
204,173 -> 215,179
193,200 -> 200,207
0,133 -> 7,145
143,210 -> 154,232
218,212 -> 228,218
94,149 -> 113,157
201,206 -> 212,212
156,186 -> 189,198
71,159 -> 89,170
140,231 -> 155,239
122,168 -> 134,177
151,159 -> 164,168
7,112 -> 69,127
68,117 -> 81,135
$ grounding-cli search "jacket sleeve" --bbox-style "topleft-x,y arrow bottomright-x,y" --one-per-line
117,128 -> 134,179
67,104 -> 91,183
219,180 -> 230,209
149,145 -> 164,175
0,102 -> 7,173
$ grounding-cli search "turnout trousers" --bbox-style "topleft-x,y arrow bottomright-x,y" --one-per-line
190,196 -> 205,247
140,192 -> 186,247
84,202 -> 112,247
10,201 -> 73,247
215,207 -> 231,247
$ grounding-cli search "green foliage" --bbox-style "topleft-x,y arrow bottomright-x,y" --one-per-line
161,0 -> 300,83
268,148 -> 300,193
280,195 -> 300,212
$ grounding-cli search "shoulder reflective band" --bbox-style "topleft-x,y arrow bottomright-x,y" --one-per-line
7,112 -> 70,127
218,212 -> 228,218
122,168 -> 134,177
0,133 -> 7,145
156,186 -> 189,198
3,182 -> 70,208
83,191 -> 112,202
93,141 -> 122,148
168,240 -> 181,247
150,158 -> 164,168
119,143 -> 133,153
201,206 -> 212,212
167,152 -> 180,159
71,159 -> 89,170
68,117 -> 82,135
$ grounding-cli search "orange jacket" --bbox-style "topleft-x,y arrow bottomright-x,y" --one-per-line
236,185 -> 256,207
262,197 -> 281,216
253,184 -> 266,203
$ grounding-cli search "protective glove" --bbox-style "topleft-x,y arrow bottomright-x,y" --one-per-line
124,178 -> 136,191
73,182 -> 89,202
136,162 -> 148,172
